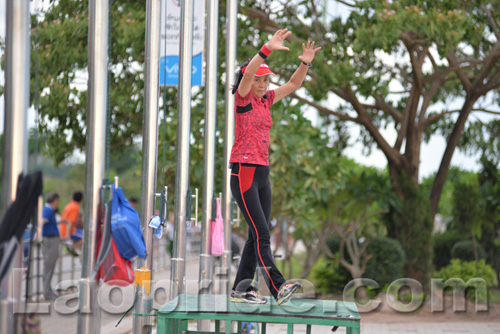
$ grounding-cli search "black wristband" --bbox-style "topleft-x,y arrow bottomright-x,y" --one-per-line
302,61 -> 312,67
258,50 -> 268,59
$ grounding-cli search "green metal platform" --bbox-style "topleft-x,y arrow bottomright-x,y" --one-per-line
155,294 -> 361,334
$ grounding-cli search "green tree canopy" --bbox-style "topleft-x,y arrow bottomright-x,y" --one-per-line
23,0 -> 148,164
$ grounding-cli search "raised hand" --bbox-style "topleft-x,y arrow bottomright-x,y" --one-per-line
266,29 -> 292,52
298,40 -> 322,64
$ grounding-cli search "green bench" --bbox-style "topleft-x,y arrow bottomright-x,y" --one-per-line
155,294 -> 360,334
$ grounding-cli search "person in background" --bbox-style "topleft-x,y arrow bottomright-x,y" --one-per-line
42,193 -> 61,300
59,191 -> 83,257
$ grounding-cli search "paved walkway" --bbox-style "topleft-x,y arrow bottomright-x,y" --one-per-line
33,256 -> 500,334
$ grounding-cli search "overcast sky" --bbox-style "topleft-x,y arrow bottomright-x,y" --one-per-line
0,0 -> 488,178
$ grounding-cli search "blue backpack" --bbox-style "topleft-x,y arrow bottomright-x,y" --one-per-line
111,186 -> 146,260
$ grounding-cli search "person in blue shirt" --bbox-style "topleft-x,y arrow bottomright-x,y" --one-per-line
42,193 -> 60,300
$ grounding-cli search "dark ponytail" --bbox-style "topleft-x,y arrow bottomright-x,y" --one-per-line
231,59 -> 251,95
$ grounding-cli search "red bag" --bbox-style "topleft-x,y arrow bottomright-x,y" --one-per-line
97,238 -> 134,286
211,198 -> 224,256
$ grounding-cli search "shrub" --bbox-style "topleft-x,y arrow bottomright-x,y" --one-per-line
432,230 -> 463,270
363,237 -> 406,288
434,259 -> 498,301
451,240 -> 486,262
312,254 -> 351,295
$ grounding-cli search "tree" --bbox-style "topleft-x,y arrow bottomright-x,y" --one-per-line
268,101 -> 392,280
266,99 -> 390,279
330,166 -> 396,289
237,0 -> 500,279
12,0 -> 148,164
267,100 -> 344,278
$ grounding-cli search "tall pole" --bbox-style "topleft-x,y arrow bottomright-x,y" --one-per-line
133,0 -> 161,332
220,0 -> 238,295
171,0 -> 195,300
198,0 -> 219,330
0,1 -> 30,333
77,0 -> 108,333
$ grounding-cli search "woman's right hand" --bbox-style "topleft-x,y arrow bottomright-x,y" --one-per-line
266,29 -> 292,52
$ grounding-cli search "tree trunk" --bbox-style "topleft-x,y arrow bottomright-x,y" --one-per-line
352,274 -> 369,302
385,169 -> 433,281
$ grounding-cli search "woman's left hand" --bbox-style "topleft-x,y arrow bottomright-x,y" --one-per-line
298,40 -> 322,64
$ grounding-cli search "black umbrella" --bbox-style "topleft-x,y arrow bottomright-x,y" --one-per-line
0,171 -> 43,284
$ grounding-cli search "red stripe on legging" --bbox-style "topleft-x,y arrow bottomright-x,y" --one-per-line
240,166 -> 256,194
238,166 -> 280,294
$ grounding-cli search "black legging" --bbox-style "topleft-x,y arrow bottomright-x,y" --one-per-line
230,163 -> 285,300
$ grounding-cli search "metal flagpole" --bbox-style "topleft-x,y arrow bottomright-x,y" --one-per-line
77,0 -> 108,332
0,1 -> 30,333
133,0 -> 161,332
198,0 -> 219,330
220,0 -> 238,296
171,0 -> 195,300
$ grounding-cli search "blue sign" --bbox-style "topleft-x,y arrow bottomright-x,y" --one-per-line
160,53 -> 203,86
